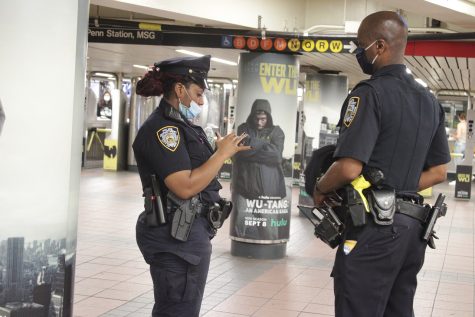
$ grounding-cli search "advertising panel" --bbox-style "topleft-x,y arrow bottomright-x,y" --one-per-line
230,53 -> 299,244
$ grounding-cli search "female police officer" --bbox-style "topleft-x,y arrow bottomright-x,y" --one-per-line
133,55 -> 250,317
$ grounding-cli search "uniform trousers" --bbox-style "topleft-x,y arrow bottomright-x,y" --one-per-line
150,251 -> 211,317
332,212 -> 427,317
136,213 -> 213,317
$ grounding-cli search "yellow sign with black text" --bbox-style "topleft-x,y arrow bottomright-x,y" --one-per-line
103,139 -> 118,170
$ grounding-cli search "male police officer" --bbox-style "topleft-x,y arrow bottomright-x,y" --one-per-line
313,11 -> 450,317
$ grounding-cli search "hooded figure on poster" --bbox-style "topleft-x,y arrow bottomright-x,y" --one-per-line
233,99 -> 286,199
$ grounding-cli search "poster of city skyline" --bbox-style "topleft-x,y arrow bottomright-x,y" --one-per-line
0,236 -> 74,317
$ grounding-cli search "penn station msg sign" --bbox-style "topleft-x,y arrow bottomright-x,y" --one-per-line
87,19 -> 357,54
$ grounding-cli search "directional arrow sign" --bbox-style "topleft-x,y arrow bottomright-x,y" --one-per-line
343,41 -> 358,53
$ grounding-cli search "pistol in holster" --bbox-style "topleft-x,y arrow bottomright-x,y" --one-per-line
167,192 -> 201,242
423,193 -> 447,249
143,174 -> 167,227
208,199 -> 233,230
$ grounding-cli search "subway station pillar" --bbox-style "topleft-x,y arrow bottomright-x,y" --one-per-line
230,52 -> 299,259
0,1 -> 89,316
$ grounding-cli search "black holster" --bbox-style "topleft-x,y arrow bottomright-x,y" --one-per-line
208,199 -> 233,230
167,192 -> 200,242
143,186 -> 167,227
341,186 -> 366,227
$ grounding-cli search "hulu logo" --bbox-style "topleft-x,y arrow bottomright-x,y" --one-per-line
271,218 -> 288,227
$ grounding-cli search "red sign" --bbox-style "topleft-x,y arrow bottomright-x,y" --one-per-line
233,36 -> 246,49
274,38 -> 287,51
260,38 -> 273,51
247,37 -> 259,50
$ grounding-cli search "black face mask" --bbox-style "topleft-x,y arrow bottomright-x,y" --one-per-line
355,40 -> 378,75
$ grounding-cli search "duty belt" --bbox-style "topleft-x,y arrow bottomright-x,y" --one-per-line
396,200 -> 430,223
168,202 -> 209,217
195,204 -> 210,217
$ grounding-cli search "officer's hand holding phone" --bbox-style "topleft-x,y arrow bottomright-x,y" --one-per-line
215,132 -> 251,158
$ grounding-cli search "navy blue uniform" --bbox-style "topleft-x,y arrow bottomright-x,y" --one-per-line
332,64 -> 450,317
133,99 -> 220,317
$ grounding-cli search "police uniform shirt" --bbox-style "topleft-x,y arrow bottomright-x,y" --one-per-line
133,98 -> 222,204
334,64 -> 450,191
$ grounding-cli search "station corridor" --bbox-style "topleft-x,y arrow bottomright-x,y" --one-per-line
73,169 -> 474,317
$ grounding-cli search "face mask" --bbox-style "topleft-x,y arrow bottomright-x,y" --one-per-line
355,40 -> 379,75
178,87 -> 203,120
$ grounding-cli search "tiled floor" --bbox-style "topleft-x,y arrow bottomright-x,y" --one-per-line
74,169 -> 474,317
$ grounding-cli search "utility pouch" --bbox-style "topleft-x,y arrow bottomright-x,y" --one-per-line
168,192 -> 199,242
368,189 -> 396,225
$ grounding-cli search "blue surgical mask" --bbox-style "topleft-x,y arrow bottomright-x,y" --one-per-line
179,88 -> 203,120
355,40 -> 379,75
179,102 -> 194,119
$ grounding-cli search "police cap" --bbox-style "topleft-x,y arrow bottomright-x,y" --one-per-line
155,55 -> 211,89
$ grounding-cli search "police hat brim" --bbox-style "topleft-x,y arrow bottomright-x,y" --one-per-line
155,55 -> 211,89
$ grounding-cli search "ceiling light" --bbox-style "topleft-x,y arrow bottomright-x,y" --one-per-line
175,49 -> 237,66
406,68 -> 412,74
210,57 -> 237,66
94,72 -> 114,77
133,64 -> 149,70
415,78 -> 428,87
425,0 -> 475,18
176,49 -> 203,57
207,79 -> 214,83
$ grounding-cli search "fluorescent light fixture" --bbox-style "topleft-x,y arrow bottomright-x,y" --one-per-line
176,49 -> 203,57
232,79 -> 239,83
415,78 -> 428,87
207,79 -> 214,83
94,72 -> 114,77
406,67 -> 412,74
425,0 -> 475,18
175,49 -> 237,66
133,64 -> 149,70
211,57 -> 237,66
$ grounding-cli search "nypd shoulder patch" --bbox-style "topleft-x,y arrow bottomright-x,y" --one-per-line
343,97 -> 360,127
157,126 -> 180,152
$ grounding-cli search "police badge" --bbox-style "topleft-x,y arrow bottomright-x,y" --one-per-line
343,97 -> 360,127
157,126 -> 180,152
